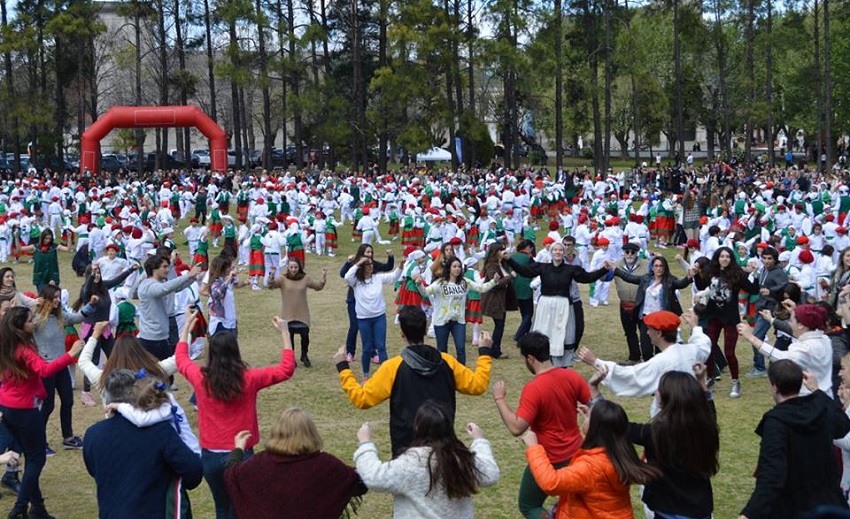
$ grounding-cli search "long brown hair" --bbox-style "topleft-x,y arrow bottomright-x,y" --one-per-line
284,258 -> 306,281
430,243 -> 454,279
202,331 -> 246,401
652,372 -> 720,478
35,285 -> 64,330
207,255 -> 233,287
480,243 -> 505,279
408,400 -> 481,499
582,400 -> 661,485
0,307 -> 34,381
100,336 -> 167,389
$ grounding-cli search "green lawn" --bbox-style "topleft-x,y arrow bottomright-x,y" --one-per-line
15,223 -> 770,518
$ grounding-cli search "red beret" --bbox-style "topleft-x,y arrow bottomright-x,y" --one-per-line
838,227 -> 848,234
798,249 -> 814,264
449,237 -> 462,246
542,237 -> 555,246
699,216 -> 709,224
643,311 -> 680,332
794,304 -> 827,330
549,220 -> 560,231
796,236 -> 809,245
105,243 -> 120,252
687,238 -> 699,249
597,237 -> 610,246
756,242 -> 769,249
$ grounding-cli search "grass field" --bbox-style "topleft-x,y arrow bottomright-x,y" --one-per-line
10,224 -> 771,518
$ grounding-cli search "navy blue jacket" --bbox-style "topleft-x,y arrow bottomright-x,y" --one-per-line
83,415 -> 203,518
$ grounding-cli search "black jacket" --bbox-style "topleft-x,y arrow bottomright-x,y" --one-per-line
614,269 -> 691,316
741,390 -> 850,519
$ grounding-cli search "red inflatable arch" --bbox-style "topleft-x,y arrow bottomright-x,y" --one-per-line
80,105 -> 228,174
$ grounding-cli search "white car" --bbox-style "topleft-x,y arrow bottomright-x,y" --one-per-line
192,149 -> 211,167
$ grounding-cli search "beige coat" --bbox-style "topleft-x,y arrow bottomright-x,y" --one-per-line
269,275 -> 325,326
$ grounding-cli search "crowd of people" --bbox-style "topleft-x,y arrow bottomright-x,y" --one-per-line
2,159 -> 850,518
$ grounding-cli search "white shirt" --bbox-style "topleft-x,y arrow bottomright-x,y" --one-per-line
597,326 -> 711,416
760,330 -> 833,397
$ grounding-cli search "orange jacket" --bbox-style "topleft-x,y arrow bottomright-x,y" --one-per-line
526,445 -> 634,519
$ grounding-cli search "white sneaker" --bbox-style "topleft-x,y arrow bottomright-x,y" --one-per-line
730,379 -> 741,398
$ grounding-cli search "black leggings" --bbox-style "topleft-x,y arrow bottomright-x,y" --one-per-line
41,367 -> 74,439
288,324 -> 310,358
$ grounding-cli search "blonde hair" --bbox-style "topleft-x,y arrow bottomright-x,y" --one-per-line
264,407 -> 323,455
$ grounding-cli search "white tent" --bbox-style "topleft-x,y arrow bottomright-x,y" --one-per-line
416,147 -> 452,162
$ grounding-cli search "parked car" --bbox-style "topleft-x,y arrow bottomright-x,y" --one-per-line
192,149 -> 211,168
100,155 -> 123,172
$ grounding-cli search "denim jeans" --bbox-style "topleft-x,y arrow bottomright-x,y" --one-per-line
434,320 -> 467,364
358,314 -> 388,375
201,448 -> 253,519
752,314 -> 771,371
0,406 -> 47,510
212,322 -> 238,337
514,298 -> 534,341
345,301 -> 359,356
491,317 -> 506,358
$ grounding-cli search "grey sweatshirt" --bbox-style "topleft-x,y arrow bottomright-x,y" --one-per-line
137,275 -> 196,341
35,306 -> 91,360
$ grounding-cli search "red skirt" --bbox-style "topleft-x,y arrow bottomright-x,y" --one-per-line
401,229 -> 417,246
237,205 -> 249,219
412,228 -> 425,248
193,252 -> 208,270
465,299 -> 482,323
388,220 -> 400,236
209,222 -> 223,238
326,231 -> 338,249
655,216 -> 674,238
397,284 -> 423,312
352,221 -> 362,240
466,227 -> 479,249
530,205 -> 543,218
249,250 -> 265,276
288,249 -> 305,264
218,203 -> 230,215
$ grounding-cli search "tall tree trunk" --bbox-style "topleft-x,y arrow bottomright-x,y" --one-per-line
157,0 -> 168,169
287,0 -> 304,168
603,0 -> 612,172
134,5 -> 144,171
305,0 -> 320,86
452,0 -> 464,167
824,0 -> 832,171
814,0 -> 822,166
444,0 -> 458,169
256,0 -> 273,169
585,0 -> 602,172
673,0 -> 683,164
350,0 -> 364,169
377,0 -> 389,172
204,0 -> 218,121
174,0 -> 191,165
766,0 -> 774,164
743,0 -> 754,164
713,0 -> 730,156
276,0 -> 288,157
228,15 -> 243,168
466,0 -> 476,166
3,0 -> 21,165
554,0 -> 563,169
